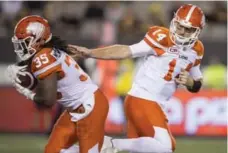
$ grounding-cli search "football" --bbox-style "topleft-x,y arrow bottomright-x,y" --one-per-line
16,61 -> 38,90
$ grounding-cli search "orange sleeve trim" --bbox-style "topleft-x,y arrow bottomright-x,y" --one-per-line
164,59 -> 177,81
185,63 -> 193,72
144,37 -> 165,56
37,64 -> 61,80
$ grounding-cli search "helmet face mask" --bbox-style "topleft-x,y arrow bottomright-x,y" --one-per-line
170,17 -> 201,47
12,36 -> 37,61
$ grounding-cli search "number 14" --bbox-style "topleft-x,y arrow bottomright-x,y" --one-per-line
152,29 -> 166,41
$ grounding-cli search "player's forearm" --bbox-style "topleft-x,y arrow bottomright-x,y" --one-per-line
89,45 -> 132,60
34,86 -> 56,107
33,73 -> 57,106
33,93 -> 55,107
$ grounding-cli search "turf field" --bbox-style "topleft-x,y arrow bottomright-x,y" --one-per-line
0,134 -> 226,153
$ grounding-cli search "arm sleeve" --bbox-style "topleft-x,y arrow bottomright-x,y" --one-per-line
189,64 -> 203,80
129,40 -> 157,58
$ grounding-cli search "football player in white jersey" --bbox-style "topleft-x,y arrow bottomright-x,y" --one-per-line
6,15 -> 109,153
70,4 -> 206,153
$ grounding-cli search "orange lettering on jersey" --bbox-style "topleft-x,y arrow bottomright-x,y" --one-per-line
185,63 -> 193,72
147,26 -> 171,47
79,75 -> 88,81
144,26 -> 176,56
31,48 -> 57,73
164,59 -> 177,81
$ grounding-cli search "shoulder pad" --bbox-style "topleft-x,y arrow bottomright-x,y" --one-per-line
145,26 -> 170,48
31,48 -> 62,79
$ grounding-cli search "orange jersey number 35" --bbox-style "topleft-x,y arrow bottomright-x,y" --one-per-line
34,53 -> 49,68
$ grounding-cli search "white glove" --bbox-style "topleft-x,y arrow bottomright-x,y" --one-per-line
5,64 -> 27,84
13,81 -> 35,100
5,64 -> 35,101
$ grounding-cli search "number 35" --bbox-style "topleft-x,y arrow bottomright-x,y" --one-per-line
34,53 -> 49,68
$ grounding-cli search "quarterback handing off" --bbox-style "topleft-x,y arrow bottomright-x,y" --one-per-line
70,4 -> 205,153
5,16 -> 109,153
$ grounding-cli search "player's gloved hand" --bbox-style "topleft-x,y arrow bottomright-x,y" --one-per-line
5,64 -> 27,83
13,81 -> 35,100
175,68 -> 193,87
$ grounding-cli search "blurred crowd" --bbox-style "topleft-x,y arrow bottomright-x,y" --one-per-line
0,1 -> 227,40
0,1 -> 227,90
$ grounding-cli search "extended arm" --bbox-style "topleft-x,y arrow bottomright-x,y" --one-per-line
90,45 -> 131,60
69,40 -> 157,60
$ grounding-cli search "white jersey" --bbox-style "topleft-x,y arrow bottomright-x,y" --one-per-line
31,47 -> 98,110
128,26 -> 204,108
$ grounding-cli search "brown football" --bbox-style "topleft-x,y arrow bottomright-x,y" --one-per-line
16,61 -> 38,90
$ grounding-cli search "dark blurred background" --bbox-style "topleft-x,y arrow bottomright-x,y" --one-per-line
0,1 -> 226,153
